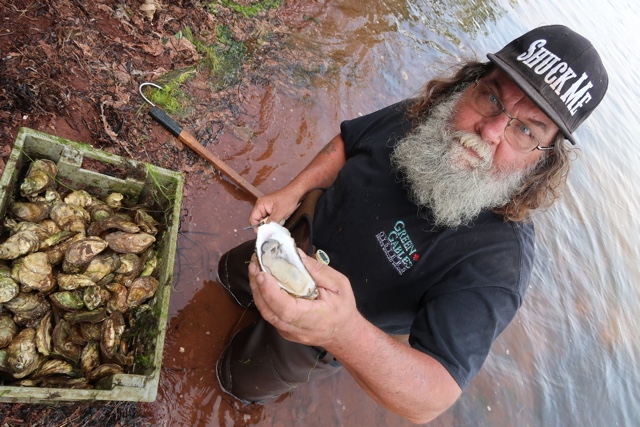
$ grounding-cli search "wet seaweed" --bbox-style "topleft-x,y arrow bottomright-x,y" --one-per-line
0,401 -> 153,427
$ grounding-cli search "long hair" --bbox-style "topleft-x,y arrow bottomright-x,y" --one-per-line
407,61 -> 574,222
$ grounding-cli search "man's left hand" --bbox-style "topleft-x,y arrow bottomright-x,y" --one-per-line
248,251 -> 362,349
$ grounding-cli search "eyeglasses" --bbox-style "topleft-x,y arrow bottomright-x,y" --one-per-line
470,80 -> 553,153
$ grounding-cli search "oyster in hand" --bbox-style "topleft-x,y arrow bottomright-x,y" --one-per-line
256,222 -> 318,299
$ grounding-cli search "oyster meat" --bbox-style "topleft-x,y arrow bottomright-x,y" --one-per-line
256,222 -> 318,299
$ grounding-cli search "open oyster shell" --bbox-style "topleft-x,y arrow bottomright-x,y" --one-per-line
256,222 -> 318,299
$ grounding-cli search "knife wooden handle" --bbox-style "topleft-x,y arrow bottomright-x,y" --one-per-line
149,106 -> 264,200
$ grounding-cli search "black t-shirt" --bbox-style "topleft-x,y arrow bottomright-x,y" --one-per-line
312,101 -> 535,390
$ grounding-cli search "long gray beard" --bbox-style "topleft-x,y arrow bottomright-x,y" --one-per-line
390,92 -> 536,228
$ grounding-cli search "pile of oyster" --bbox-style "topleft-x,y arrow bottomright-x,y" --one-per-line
0,159 -> 162,389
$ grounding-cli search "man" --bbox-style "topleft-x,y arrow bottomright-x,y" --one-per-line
216,25 -> 608,423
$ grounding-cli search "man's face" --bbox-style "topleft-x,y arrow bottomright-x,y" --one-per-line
450,68 -> 559,174
390,69 -> 561,228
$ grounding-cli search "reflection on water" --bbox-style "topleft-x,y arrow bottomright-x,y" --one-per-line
142,0 -> 640,425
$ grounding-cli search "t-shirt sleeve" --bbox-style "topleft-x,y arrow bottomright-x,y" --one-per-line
339,101 -> 412,157
409,287 -> 521,390
409,221 -> 535,390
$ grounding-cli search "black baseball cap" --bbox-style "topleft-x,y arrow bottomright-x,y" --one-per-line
487,25 -> 608,144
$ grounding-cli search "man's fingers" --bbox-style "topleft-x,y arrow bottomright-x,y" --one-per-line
249,258 -> 302,326
299,250 -> 345,294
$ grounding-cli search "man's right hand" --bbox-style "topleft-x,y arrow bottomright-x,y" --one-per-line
248,134 -> 347,231
249,187 -> 303,230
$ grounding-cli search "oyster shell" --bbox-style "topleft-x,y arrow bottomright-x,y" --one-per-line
62,236 -> 109,273
80,322 -> 102,342
87,363 -> 123,382
64,190 -> 93,208
12,252 -> 56,293
83,252 -> 121,283
35,311 -> 53,356
126,276 -> 158,308
115,253 -> 142,275
52,319 -> 83,363
87,216 -> 141,237
0,349 -> 9,373
101,311 -> 125,359
0,314 -> 19,349
64,308 -> 108,324
32,358 -> 78,378
5,292 -> 50,327
104,231 -> 156,254
50,290 -> 86,311
8,221 -> 50,239
39,219 -> 61,235
80,341 -> 101,375
0,273 -> 19,303
4,292 -> 49,315
86,201 -> 113,222
105,282 -> 128,313
105,193 -> 124,209
83,285 -> 111,311
44,233 -> 79,266
0,229 -> 42,260
10,201 -> 51,223
50,202 -> 91,233
134,210 -> 159,235
256,222 -> 318,299
40,230 -> 76,250
20,159 -> 57,197
139,249 -> 157,277
6,328 -> 41,378
13,311 -> 48,329
57,273 -> 96,291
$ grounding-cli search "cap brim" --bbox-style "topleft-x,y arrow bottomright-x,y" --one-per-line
487,53 -> 576,145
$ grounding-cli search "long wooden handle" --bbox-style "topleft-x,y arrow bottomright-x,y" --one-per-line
149,106 -> 264,200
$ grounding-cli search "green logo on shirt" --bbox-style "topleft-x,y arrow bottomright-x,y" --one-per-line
375,220 -> 418,275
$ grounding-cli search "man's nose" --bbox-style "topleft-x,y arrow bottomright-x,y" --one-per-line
476,113 -> 510,145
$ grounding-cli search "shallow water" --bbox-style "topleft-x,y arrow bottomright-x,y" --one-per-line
141,0 -> 640,425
